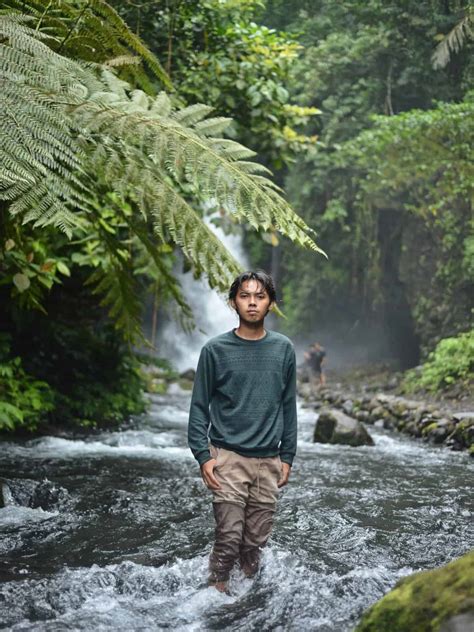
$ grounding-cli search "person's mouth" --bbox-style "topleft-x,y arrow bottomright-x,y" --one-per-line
248,310 -> 258,314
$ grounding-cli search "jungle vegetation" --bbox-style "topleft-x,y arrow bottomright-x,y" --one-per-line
0,0 -> 322,430
261,0 -> 473,375
1,0 -> 473,431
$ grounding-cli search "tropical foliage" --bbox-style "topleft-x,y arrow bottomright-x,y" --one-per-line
0,334 -> 54,431
0,0 -> 324,431
338,94 -> 474,355
116,0 -> 320,168
402,330 -> 474,393
260,0 -> 474,371
0,9 -> 321,306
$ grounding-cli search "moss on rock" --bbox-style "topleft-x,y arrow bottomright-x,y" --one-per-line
177,378 -> 194,391
356,550 -> 474,632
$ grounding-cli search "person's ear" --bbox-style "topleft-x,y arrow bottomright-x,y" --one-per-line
229,299 -> 237,312
268,301 -> 275,312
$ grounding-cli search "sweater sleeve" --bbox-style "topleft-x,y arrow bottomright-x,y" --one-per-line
279,345 -> 297,465
188,346 -> 215,466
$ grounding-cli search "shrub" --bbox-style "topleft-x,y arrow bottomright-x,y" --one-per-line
402,330 -> 474,393
0,334 -> 55,431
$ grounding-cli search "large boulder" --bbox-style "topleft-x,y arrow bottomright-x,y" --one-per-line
179,368 -> 196,382
313,409 -> 374,447
356,550 -> 474,632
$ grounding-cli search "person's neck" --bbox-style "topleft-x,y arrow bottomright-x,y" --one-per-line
234,322 -> 267,340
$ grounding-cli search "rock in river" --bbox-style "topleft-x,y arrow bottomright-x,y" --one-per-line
355,549 -> 474,632
0,479 -> 15,508
313,409 -> 374,447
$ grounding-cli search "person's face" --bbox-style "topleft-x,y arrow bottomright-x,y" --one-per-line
231,279 -> 274,325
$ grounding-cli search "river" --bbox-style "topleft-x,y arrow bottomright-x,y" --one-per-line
1,386 -> 473,631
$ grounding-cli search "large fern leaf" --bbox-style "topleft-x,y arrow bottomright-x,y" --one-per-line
432,9 -> 473,69
0,11 -> 325,338
2,0 -> 172,91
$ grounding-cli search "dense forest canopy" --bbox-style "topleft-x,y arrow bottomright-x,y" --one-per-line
0,0 -> 472,431
260,0 -> 473,368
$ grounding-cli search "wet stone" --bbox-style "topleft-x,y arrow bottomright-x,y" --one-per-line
314,409 -> 375,447
29,480 -> 70,511
342,399 -> 354,415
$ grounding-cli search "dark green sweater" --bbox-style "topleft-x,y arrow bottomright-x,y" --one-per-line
188,329 -> 297,466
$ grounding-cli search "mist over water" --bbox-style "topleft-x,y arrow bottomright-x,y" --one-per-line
1,391 -> 473,631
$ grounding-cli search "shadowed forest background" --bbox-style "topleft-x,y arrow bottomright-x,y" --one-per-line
0,0 -> 473,431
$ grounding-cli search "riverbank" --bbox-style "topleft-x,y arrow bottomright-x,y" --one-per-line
299,365 -> 474,455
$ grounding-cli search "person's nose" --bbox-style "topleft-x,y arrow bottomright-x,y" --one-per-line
249,297 -> 257,307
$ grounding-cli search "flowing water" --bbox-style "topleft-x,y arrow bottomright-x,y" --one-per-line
1,387 -> 473,631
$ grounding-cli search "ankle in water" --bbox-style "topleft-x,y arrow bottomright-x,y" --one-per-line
210,580 -> 230,594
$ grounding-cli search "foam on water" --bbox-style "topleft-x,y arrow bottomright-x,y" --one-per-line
147,404 -> 189,425
0,505 -> 58,527
3,435 -> 192,461
1,547 -> 414,631
99,429 -> 181,448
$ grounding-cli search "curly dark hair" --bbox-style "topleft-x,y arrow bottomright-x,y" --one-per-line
228,270 -> 276,303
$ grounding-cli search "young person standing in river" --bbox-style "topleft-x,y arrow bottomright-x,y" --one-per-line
188,270 -> 297,593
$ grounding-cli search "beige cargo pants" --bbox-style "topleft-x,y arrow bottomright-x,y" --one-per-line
208,444 -> 282,583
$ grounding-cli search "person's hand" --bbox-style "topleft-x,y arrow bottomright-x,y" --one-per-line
278,462 -> 292,488
200,458 -> 221,490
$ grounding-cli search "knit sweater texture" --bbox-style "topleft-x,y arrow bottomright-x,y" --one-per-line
188,328 -> 297,466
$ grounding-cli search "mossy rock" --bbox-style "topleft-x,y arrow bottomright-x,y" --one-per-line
392,401 -> 410,418
422,422 -> 439,436
448,420 -> 474,450
314,409 -> 374,447
355,550 -> 474,632
177,378 -> 194,391
147,379 -> 168,394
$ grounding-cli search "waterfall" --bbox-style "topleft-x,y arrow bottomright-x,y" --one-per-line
156,219 -> 249,372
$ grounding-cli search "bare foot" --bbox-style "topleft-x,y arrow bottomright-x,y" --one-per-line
211,580 -> 229,594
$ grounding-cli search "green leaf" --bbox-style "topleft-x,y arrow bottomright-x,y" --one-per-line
56,261 -> 71,276
13,273 -> 30,292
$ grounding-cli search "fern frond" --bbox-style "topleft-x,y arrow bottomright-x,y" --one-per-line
432,11 -> 473,69
2,0 -> 172,91
86,261 -> 143,342
195,117 -> 234,137
83,215 -> 143,341
74,94 -> 325,254
174,103 -> 215,125
1,10 -> 326,304
89,0 -> 172,90
104,55 -> 141,68
207,138 -> 257,160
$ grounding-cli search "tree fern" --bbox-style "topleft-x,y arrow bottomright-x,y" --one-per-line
2,0 -> 172,91
0,9 -> 325,339
432,5 -> 473,69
